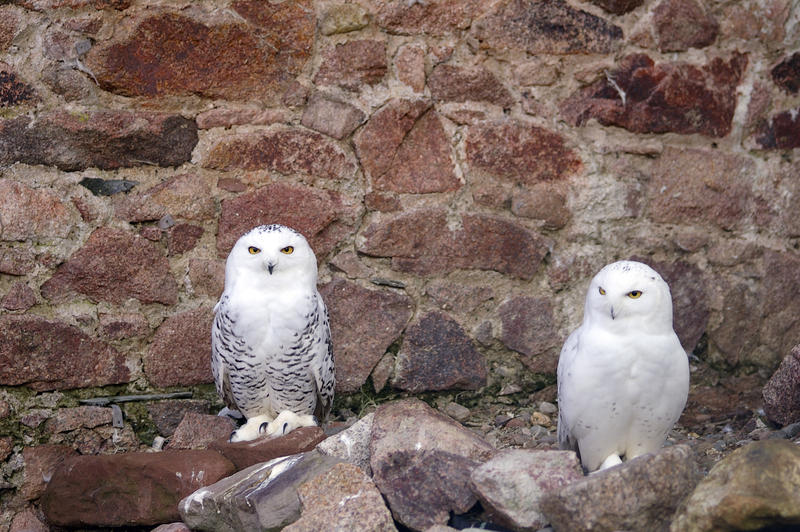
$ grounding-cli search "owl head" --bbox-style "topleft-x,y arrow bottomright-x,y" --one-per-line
225,224 -> 318,292
584,260 -> 674,332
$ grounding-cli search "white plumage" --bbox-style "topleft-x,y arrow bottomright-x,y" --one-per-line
557,260 -> 689,472
211,224 -> 334,442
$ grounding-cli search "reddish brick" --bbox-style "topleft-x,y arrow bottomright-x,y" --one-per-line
429,64 -> 513,108
144,309 -> 215,387
315,40 -> 387,90
0,180 -> 72,241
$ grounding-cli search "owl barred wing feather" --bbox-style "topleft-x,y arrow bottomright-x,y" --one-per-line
556,329 -> 580,454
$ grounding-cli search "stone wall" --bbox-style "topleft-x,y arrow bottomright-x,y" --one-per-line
1,0 -> 799,466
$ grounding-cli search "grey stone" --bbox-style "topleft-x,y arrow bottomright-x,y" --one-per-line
540,444 -> 701,532
470,450 -> 583,531
179,451 -> 343,532
316,413 -> 374,475
301,92 -> 365,139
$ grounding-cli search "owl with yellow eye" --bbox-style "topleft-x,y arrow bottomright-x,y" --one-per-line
557,260 -> 689,472
211,224 -> 334,442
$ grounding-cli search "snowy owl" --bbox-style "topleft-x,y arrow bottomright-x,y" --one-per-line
211,224 -> 334,442
556,260 -> 689,472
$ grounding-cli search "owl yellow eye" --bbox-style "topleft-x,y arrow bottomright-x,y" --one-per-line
598,287 -> 606,295
248,246 -> 260,255
280,246 -> 294,255
628,290 -> 642,299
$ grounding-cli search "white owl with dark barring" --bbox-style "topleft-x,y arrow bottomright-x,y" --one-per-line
211,224 -> 334,442
557,260 -> 689,472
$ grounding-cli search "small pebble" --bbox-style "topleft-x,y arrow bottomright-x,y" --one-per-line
538,401 -> 558,415
443,402 -> 471,422
531,411 -> 552,427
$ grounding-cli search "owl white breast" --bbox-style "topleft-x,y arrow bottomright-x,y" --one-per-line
211,224 -> 334,442
557,260 -> 690,472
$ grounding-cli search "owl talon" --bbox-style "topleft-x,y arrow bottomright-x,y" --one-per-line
259,422 -> 269,434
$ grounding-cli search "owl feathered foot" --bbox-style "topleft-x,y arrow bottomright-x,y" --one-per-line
229,414 -> 274,443
259,410 -> 317,438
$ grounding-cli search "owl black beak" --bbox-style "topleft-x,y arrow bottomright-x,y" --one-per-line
266,261 -> 276,275
610,307 -> 616,320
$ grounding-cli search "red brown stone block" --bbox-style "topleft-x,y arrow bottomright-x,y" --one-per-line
561,53 -> 747,138
41,450 -> 236,527
653,0 -> 719,52
0,7 -> 20,51
354,99 -> 460,194
315,40 -> 387,90
210,426 -> 327,470
392,311 -> 487,393
1,281 -> 36,311
41,227 -> 178,305
754,107 -> 800,150
0,315 -> 130,391
187,258 -> 225,299
44,406 -> 112,434
202,126 -> 356,180
471,0 -> 622,55
300,92 -> 365,140
167,224 -> 204,256
216,183 -> 360,258
0,110 -> 197,171
144,308 -> 215,387
771,52 -> 800,94
429,64 -> 514,108
645,147 -> 753,230
510,182 -> 571,230
113,173 -> 216,223
371,0 -> 487,36
0,246 -> 35,275
84,4 -> 313,101
320,279 -> 414,393
358,210 -> 549,280
499,297 -> 559,373
394,44 -> 426,93
0,180 -> 72,241
167,413 -> 236,450
465,120 -> 582,185
21,445 -> 78,501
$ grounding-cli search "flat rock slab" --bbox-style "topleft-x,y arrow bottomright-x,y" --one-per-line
370,398 -> 495,530
41,450 -> 235,527
316,412 -> 374,474
470,449 -> 584,531
540,444 -> 701,532
210,426 -> 327,470
179,450 -> 343,531
671,439 -> 800,531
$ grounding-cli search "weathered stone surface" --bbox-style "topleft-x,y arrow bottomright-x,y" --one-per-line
561,53 -> 747,137
358,210 -> 549,280
719,0 -> 789,45
1,281 -> 36,311
21,445 -> 78,501
113,173 -> 216,223
429,64 -> 514,108
301,92 -> 365,140
471,0 -> 622,55
99,312 -> 149,340
370,0 -> 486,36
0,7 -> 20,51
354,99 -> 460,194
144,308 -> 214,387
317,413 -> 374,474
167,224 -> 203,255
167,413 -> 236,451
763,345 -> 800,426
470,450 -> 584,531
84,5 -> 313,101
540,445 -> 701,532
42,227 -> 178,305
425,281 -> 494,314
320,3 -> 369,35
286,463 -> 397,532
179,451 -> 343,531
315,40 -> 387,90
511,182 -> 571,230
0,315 -> 129,391
44,406 -> 112,434
9,508 -> 48,532
148,400 -> 211,438
202,126 -> 356,179
394,44 -> 426,92
196,107 -> 288,129
588,0 -> 643,14
187,258 -> 225,299
0,110 -> 197,171
393,311 -> 487,393
0,70 -> 36,106
370,399 -> 495,530
755,107 -> 800,149
0,180 -> 72,241
671,440 -> 800,532
653,0 -> 719,52
211,426 -> 327,470
465,120 -> 582,184
42,450 -> 235,527
498,297 -> 559,373
319,279 -> 413,393
772,52 -> 800,94
646,147 -> 754,231
216,183 -> 360,258
0,246 -> 35,275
